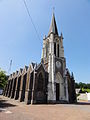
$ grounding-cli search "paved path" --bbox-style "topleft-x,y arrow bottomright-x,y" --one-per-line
77,93 -> 88,101
0,96 -> 90,120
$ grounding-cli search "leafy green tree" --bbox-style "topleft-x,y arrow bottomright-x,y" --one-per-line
0,68 -> 7,89
75,82 -> 90,89
75,83 -> 80,88
79,82 -> 84,88
87,84 -> 90,89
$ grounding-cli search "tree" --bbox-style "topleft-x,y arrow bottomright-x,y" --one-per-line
75,83 -> 80,88
87,84 -> 90,89
0,68 -> 7,89
75,82 -> 90,89
79,82 -> 84,89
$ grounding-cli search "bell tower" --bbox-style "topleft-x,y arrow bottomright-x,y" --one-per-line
41,13 -> 69,103
42,13 -> 64,63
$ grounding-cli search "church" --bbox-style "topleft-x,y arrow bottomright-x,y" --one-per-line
3,13 -> 76,104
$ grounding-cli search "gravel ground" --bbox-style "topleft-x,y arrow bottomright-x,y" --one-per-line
0,95 -> 90,120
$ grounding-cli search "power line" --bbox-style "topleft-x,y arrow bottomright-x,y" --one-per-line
22,0 -> 41,42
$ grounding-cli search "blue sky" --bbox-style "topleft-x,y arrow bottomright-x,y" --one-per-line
0,0 -> 90,83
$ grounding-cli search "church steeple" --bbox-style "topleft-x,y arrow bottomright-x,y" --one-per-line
48,13 -> 58,36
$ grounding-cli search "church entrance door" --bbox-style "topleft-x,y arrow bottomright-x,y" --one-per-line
56,83 -> 59,101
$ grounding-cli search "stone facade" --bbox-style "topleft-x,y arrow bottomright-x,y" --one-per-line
3,13 -> 76,104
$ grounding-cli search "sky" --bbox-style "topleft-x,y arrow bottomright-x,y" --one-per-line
0,0 -> 90,83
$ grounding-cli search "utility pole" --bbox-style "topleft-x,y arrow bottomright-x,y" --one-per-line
8,60 -> 12,75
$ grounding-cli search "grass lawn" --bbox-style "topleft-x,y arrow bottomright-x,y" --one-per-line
82,88 -> 90,93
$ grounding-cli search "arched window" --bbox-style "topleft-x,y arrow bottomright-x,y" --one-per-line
37,73 -> 44,91
57,44 -> 59,57
54,42 -> 56,56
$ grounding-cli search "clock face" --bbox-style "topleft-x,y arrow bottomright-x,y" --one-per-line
56,61 -> 61,68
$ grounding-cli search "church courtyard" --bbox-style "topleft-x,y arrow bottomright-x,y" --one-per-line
0,95 -> 90,120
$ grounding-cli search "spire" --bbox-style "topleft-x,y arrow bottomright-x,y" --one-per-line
71,72 -> 74,79
61,32 -> 63,38
48,12 -> 58,36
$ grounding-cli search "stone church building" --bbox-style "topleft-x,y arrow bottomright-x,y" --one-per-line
3,13 -> 76,104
